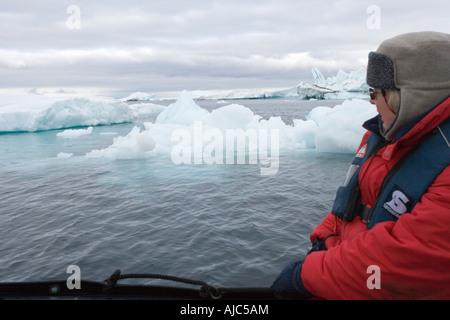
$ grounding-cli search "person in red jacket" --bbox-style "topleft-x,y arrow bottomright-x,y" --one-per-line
271,31 -> 450,299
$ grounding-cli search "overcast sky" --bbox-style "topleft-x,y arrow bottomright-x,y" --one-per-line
1,0 -> 449,98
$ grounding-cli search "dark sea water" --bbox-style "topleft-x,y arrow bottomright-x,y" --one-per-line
0,98 -> 354,289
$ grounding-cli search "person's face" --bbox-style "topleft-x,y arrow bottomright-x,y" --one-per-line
369,89 -> 396,129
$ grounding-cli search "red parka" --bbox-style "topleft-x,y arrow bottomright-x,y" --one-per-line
302,97 -> 450,299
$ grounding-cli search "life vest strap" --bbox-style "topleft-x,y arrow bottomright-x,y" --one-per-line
331,117 -> 450,228
366,117 -> 450,228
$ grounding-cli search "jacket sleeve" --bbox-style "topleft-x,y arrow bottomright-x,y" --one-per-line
309,211 -> 341,242
301,165 -> 450,299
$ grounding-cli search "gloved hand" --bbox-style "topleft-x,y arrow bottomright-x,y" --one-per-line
308,238 -> 327,254
270,259 -> 313,300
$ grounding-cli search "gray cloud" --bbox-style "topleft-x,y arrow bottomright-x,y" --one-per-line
1,0 -> 449,97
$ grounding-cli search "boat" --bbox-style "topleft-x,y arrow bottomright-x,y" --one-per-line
0,269 -> 281,300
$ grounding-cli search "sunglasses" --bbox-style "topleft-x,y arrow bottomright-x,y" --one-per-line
369,88 -> 386,100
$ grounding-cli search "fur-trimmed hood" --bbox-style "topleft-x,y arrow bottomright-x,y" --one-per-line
366,31 -> 450,141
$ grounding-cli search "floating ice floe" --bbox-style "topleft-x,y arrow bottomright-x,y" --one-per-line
56,152 -> 74,159
85,91 -> 378,162
0,93 -> 138,132
57,126 -> 93,138
86,126 -> 156,159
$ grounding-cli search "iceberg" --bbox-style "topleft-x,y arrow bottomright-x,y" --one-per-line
86,126 -> 156,159
120,92 -> 155,101
177,67 -> 369,101
0,93 -> 138,132
306,99 -> 377,153
297,67 -> 369,100
155,90 -> 209,125
86,91 -> 378,162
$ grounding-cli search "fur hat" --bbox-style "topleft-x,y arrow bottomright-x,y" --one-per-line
366,31 -> 450,140
366,52 -> 397,90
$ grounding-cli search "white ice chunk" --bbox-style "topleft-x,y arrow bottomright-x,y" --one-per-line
86,126 -> 155,159
120,92 -> 155,101
85,91 -> 377,161
57,126 -> 93,138
155,90 -> 209,125
56,152 -> 73,159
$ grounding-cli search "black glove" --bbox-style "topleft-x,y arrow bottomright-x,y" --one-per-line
308,238 -> 327,254
270,259 -> 313,300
